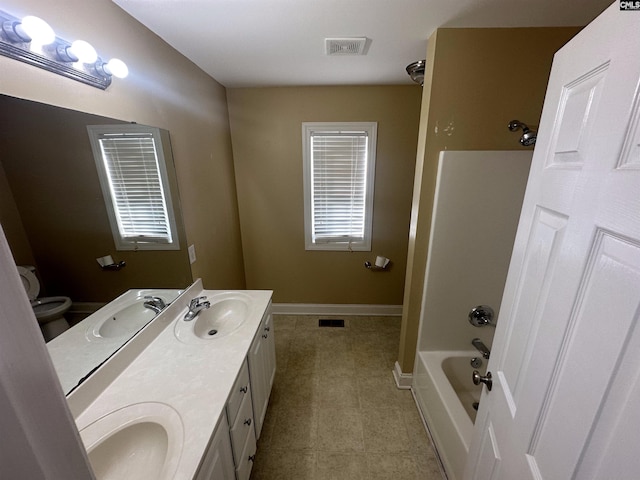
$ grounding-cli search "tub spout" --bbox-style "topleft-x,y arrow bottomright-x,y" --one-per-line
472,338 -> 491,359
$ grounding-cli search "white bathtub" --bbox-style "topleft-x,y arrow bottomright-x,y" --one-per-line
413,350 -> 485,480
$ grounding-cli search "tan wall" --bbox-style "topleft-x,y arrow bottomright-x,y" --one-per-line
227,86 -> 421,304
398,27 -> 581,372
0,161 -> 35,266
0,0 -> 245,293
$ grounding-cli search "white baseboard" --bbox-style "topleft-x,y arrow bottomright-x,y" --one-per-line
392,361 -> 413,389
271,303 -> 402,316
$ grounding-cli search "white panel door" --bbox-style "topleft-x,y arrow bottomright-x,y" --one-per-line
465,4 -> 640,479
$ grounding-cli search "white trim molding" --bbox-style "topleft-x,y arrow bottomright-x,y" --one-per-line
393,361 -> 413,389
271,303 -> 402,316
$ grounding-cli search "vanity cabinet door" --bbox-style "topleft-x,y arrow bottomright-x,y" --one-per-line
229,385 -> 255,463
227,360 -> 251,424
195,415 -> 235,480
247,306 -> 276,440
235,421 -> 257,480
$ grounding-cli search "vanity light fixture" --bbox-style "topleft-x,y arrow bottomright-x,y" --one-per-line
0,8 -> 128,89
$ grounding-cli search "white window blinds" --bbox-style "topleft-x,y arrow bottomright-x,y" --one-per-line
87,125 -> 179,250
302,123 -> 377,251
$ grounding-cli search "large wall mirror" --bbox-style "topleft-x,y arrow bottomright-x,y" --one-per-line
0,94 -> 193,393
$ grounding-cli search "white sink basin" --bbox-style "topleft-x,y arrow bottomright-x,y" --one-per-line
174,292 -> 251,344
87,289 -> 180,341
95,302 -> 158,338
80,402 -> 183,480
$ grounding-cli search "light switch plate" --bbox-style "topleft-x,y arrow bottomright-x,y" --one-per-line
188,244 -> 196,264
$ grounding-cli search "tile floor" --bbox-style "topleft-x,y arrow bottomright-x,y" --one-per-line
249,314 -> 445,480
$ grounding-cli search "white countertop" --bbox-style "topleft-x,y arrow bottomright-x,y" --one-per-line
48,288 -> 183,394
70,280 -> 272,480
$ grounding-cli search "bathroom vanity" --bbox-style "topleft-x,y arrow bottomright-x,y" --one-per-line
65,279 -> 275,480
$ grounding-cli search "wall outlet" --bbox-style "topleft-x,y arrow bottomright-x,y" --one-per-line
188,244 -> 196,264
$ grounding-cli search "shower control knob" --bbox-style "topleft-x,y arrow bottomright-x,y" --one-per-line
472,370 -> 493,391
468,305 -> 495,327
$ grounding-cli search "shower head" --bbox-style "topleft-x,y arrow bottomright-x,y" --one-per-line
508,119 -> 537,146
520,130 -> 537,146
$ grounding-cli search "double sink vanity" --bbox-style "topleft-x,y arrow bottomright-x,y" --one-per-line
49,279 -> 275,480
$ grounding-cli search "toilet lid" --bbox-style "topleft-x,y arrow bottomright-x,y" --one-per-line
17,266 -> 40,300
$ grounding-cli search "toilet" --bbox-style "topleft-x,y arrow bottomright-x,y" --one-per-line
18,266 -> 71,341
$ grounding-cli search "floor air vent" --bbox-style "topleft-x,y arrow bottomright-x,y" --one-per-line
319,319 -> 345,328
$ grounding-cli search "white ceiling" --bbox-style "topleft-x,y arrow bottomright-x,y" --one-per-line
112,0 -> 613,88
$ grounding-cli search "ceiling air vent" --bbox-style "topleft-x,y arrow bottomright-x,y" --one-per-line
325,37 -> 368,56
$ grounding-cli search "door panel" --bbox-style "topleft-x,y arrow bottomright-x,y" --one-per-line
500,207 -> 568,408
465,5 -> 640,479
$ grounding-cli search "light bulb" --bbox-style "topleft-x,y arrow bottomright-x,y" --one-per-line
20,16 -> 55,45
106,58 -> 128,78
69,40 -> 97,63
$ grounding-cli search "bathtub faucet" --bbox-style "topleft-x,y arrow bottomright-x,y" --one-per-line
472,338 -> 491,359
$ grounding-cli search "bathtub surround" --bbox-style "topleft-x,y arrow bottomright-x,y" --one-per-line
412,150 -> 532,480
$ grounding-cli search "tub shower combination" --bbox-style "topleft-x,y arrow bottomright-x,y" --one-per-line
411,151 -> 532,480
413,308 -> 494,480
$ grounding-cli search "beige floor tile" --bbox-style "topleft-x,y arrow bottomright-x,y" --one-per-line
316,407 -> 365,453
317,349 -> 357,378
361,407 -> 411,454
316,375 -> 359,408
295,316 -> 323,329
351,348 -> 389,375
273,374 -> 320,408
315,453 -> 368,480
252,449 -> 317,480
402,403 -> 432,454
364,453 -> 420,480
273,315 -> 298,331
357,374 -> 407,409
251,314 -> 444,480
287,345 -> 320,375
269,405 -> 318,451
415,450 -> 447,479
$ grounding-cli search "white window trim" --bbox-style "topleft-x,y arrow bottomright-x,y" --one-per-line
87,124 -> 180,251
302,122 -> 377,251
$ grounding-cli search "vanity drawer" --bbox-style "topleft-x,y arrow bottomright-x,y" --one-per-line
229,386 -> 254,462
227,360 -> 250,424
235,420 -> 257,480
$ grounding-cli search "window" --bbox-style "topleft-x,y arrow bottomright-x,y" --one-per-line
302,122 -> 377,251
87,124 -> 179,251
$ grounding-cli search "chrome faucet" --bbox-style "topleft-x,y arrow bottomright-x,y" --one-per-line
143,296 -> 166,314
184,296 -> 210,321
472,338 -> 491,359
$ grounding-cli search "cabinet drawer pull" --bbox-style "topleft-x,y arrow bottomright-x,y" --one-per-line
239,386 -> 248,394
244,418 -> 252,426
248,454 -> 256,463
